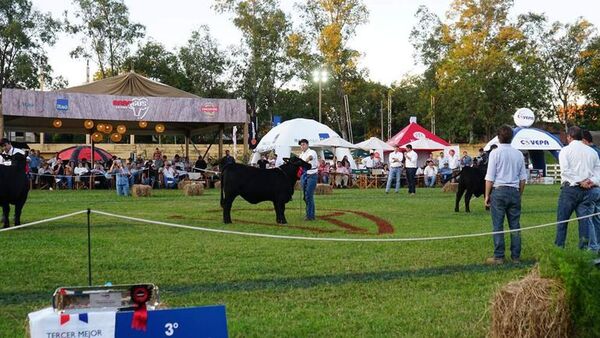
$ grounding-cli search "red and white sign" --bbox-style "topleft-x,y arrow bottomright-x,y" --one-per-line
112,98 -> 149,120
200,103 -> 218,117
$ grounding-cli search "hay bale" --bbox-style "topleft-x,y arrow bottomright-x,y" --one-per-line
131,184 -> 152,197
490,267 -> 570,338
184,183 -> 204,196
442,182 -> 458,193
315,183 -> 333,195
178,180 -> 193,190
214,181 -> 221,189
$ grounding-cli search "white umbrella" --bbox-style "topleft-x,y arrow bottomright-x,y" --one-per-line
355,137 -> 395,151
313,137 -> 357,149
403,138 -> 446,151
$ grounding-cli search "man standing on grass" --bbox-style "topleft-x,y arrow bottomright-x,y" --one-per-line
385,145 -> 403,193
556,127 -> 600,250
404,144 -> 418,195
582,130 -> 600,253
484,125 -> 527,265
299,139 -> 318,221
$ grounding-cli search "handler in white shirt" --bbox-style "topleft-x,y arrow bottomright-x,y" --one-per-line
0,138 -> 25,165
299,139 -> 318,221
555,126 -> 600,250
404,144 -> 418,195
385,145 -> 404,193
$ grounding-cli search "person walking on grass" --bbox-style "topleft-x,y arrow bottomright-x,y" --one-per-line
484,125 -> 527,265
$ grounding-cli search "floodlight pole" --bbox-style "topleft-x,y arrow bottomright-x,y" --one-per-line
318,80 -> 322,123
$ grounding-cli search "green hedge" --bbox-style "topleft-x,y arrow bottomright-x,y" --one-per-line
539,248 -> 600,337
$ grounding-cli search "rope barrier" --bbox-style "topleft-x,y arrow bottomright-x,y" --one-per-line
89,209 -> 600,242
3,208 -> 599,243
0,210 -> 88,233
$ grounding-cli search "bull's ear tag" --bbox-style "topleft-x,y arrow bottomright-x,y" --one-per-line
297,167 -> 304,179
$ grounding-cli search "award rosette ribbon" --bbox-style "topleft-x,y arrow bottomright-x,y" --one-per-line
131,285 -> 151,331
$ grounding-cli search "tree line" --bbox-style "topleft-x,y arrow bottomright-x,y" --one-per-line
2,0 -> 600,143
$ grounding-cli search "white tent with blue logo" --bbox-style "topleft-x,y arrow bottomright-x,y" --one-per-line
251,118 -> 357,168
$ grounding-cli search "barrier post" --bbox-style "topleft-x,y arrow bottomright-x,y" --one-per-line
87,208 -> 92,286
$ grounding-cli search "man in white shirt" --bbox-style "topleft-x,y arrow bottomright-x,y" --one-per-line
484,125 -> 527,265
385,145 -> 404,193
555,126 -> 600,250
163,162 -> 178,189
424,161 -> 438,187
0,138 -> 25,165
361,153 -> 375,169
299,139 -> 318,221
448,149 -> 460,170
404,144 -> 418,195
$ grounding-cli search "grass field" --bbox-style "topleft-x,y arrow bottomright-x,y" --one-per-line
0,184 -> 577,337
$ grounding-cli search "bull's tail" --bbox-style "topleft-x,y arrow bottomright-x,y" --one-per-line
220,169 -> 225,208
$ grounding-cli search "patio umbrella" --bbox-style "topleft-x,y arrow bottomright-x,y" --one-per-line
313,137 -> 357,149
57,146 -> 113,163
355,137 -> 394,152
402,138 -> 446,151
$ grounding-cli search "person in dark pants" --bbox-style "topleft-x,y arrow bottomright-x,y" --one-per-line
555,126 -> 600,250
484,125 -> 527,265
404,144 -> 418,195
219,150 -> 236,172
299,138 -> 318,221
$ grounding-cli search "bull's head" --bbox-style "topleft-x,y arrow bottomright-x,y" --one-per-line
284,156 -> 311,171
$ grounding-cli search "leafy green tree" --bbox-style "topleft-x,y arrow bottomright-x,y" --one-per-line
297,0 -> 369,138
214,0 -> 294,131
0,0 -> 63,90
522,15 -> 595,130
124,41 -> 190,91
66,0 -> 145,79
577,36 -> 600,105
179,26 -> 231,98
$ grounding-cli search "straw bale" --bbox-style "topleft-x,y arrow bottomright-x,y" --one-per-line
178,180 -> 193,190
132,184 -> 152,197
184,183 -> 204,196
442,182 -> 458,193
490,267 -> 570,338
214,181 -> 221,189
315,183 -> 333,195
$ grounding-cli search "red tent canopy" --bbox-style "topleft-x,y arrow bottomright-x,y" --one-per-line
57,146 -> 113,163
387,122 -> 450,150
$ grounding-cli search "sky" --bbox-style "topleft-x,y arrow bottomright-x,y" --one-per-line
32,0 -> 600,87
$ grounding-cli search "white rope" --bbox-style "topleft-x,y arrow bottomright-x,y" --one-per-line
89,209 -> 600,242
0,210 -> 88,233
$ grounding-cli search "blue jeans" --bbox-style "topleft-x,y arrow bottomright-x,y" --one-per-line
301,173 -> 317,220
556,186 -> 593,249
406,168 -> 417,194
425,176 -> 436,187
386,167 -> 401,192
589,187 -> 600,251
164,177 -> 177,189
491,187 -> 522,259
116,184 -> 130,196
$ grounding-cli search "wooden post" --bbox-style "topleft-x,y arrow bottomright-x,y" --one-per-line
0,104 -> 4,139
218,124 -> 224,160
184,134 -> 190,160
129,134 -> 135,145
40,132 -> 45,145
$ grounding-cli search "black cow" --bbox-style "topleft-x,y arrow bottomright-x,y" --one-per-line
0,153 -> 29,228
220,157 -> 311,224
454,166 -> 487,213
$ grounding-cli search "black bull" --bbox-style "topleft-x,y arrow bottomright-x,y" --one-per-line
1,153 -> 29,228
454,166 -> 487,213
220,157 -> 311,224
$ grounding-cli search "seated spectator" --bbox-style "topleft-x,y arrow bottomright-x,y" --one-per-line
439,162 -> 453,184
153,147 -> 162,159
53,160 -> 67,189
90,163 -> 108,189
163,162 -> 178,189
424,161 -> 438,188
318,159 -> 330,184
335,161 -> 349,188
38,162 -> 54,190
460,150 -> 473,168
194,156 -> 207,172
63,161 -> 74,189
257,154 -> 269,169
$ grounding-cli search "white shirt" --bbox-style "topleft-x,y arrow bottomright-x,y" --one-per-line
388,151 -> 404,168
300,148 -> 318,175
1,146 -> 25,165
448,154 -> 460,170
437,155 -> 448,167
424,166 -> 438,177
485,144 -> 527,188
74,167 -> 89,175
274,157 -> 284,168
163,167 -> 177,179
404,150 -> 418,168
362,156 -> 374,168
559,140 -> 600,186
416,167 -> 424,175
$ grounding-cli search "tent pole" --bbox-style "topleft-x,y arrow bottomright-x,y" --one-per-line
0,103 -> 4,138
218,124 -> 224,160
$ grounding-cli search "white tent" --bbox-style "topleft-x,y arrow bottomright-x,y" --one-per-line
484,127 -> 563,151
251,118 -> 357,168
